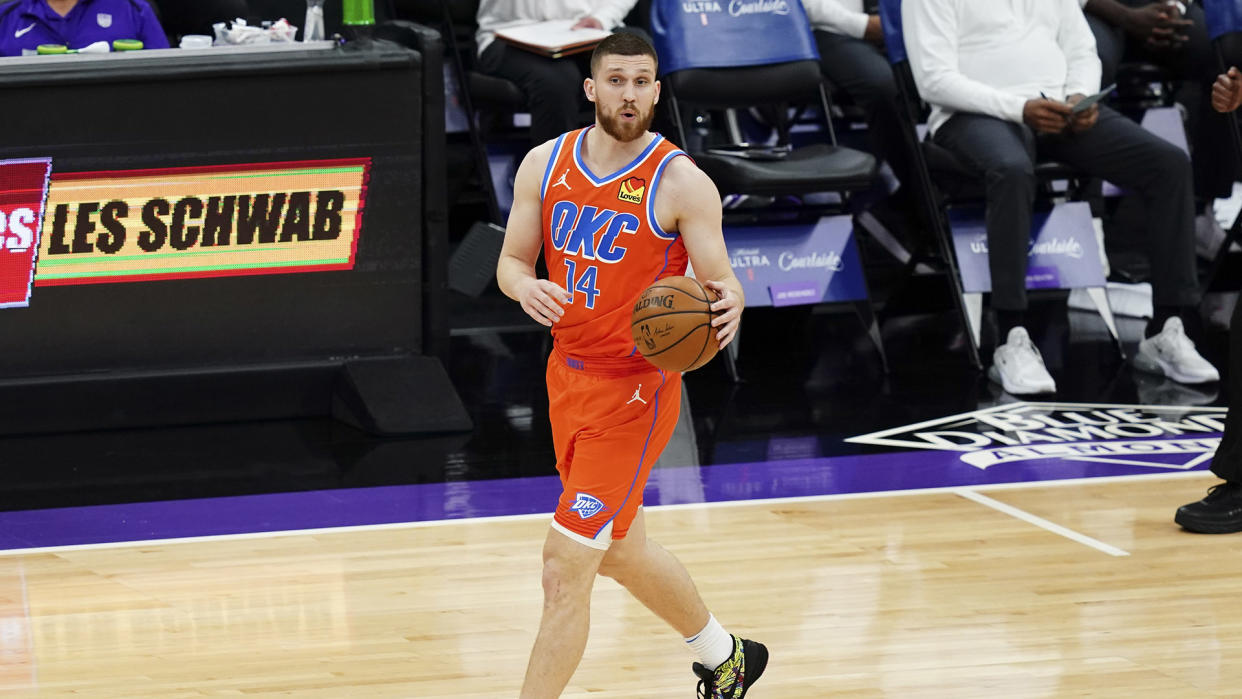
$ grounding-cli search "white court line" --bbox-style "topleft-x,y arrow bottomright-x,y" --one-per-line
0,469 -> 1211,557
953,488 -> 1130,557
1179,451 -> 1216,470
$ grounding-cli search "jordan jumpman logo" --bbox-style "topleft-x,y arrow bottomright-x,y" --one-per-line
627,384 -> 647,405
552,168 -> 571,191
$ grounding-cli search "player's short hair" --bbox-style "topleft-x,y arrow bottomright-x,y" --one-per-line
590,32 -> 658,77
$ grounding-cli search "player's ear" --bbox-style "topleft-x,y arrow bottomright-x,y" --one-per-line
653,80 -> 661,104
584,77 -> 596,103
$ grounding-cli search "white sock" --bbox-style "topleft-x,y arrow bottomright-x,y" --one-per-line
685,614 -> 734,670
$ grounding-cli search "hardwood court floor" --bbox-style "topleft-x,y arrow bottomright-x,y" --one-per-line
1,471 -> 1239,697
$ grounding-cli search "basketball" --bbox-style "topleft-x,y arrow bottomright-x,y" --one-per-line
630,276 -> 720,373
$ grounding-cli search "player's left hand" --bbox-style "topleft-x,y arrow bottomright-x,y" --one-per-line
704,280 -> 742,349
573,16 -> 604,30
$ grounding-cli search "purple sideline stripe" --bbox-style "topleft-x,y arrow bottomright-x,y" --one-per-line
0,449 -> 1212,551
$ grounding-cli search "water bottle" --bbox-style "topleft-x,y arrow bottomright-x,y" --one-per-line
303,0 -> 326,42
342,0 -> 375,27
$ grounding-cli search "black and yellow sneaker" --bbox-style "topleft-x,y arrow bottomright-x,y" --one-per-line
692,635 -> 768,699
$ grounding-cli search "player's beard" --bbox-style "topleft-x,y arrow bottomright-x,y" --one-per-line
597,100 -> 654,143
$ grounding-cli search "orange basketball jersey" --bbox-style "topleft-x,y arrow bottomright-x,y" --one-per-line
540,126 -> 690,360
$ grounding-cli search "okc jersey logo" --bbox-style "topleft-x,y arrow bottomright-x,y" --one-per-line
617,177 -> 646,205
548,200 -> 639,264
569,492 -> 606,519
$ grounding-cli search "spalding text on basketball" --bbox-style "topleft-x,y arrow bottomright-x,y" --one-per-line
633,294 -> 675,312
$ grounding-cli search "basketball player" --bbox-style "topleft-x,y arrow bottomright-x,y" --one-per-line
495,32 -> 766,698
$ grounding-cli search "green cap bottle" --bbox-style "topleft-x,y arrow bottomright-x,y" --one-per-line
36,44 -> 68,55
342,0 -> 375,26
112,39 -> 144,51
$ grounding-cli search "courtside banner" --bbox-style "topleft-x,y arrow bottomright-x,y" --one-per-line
33,158 -> 370,287
0,158 -> 54,309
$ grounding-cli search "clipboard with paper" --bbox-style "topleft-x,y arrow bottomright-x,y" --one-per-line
494,20 -> 610,59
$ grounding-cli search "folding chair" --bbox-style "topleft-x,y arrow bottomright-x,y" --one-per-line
650,0 -> 888,375
650,0 -> 878,207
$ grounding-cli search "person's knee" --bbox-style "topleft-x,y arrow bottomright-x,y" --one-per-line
875,78 -> 899,106
540,550 -> 596,603
985,156 -> 1035,192
848,75 -> 900,115
1157,141 -> 1193,175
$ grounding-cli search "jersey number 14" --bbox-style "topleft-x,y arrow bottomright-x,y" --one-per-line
564,259 -> 600,309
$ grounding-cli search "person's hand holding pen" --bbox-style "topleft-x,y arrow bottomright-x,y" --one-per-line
1024,91 -> 1097,134
1023,92 -> 1073,134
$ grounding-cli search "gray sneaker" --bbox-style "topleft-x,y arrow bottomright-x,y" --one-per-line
988,327 -> 1056,395
1133,317 -> 1219,384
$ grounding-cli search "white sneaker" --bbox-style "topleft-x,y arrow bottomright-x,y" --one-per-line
988,327 -> 1056,395
1134,317 -> 1220,384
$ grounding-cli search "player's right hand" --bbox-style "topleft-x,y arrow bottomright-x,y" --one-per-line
1213,67 -> 1242,113
518,278 -> 571,327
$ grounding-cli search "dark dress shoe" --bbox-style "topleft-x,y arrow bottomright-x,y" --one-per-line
1176,481 -> 1242,533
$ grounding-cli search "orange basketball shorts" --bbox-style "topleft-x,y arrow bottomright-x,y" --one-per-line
546,348 -> 682,549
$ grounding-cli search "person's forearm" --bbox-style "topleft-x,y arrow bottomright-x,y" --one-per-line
904,0 -> 1028,124
1064,1 -> 1104,97
497,255 -> 537,302
802,0 -> 871,39
721,274 -> 744,307
917,69 -> 1029,124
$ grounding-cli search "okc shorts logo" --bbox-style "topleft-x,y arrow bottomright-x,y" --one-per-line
569,492 -> 606,519
0,158 -> 53,309
847,402 -> 1225,471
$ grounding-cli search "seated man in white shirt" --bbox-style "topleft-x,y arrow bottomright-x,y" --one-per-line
475,0 -> 639,146
904,0 -> 1218,395
803,0 -> 918,239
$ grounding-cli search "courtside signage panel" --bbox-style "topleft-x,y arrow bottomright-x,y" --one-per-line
0,158 -> 53,309
33,158 -> 370,288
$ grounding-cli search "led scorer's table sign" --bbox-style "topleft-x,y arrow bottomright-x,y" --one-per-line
0,157 -> 371,308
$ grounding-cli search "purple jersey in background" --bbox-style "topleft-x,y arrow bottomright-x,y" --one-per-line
0,0 -> 169,56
